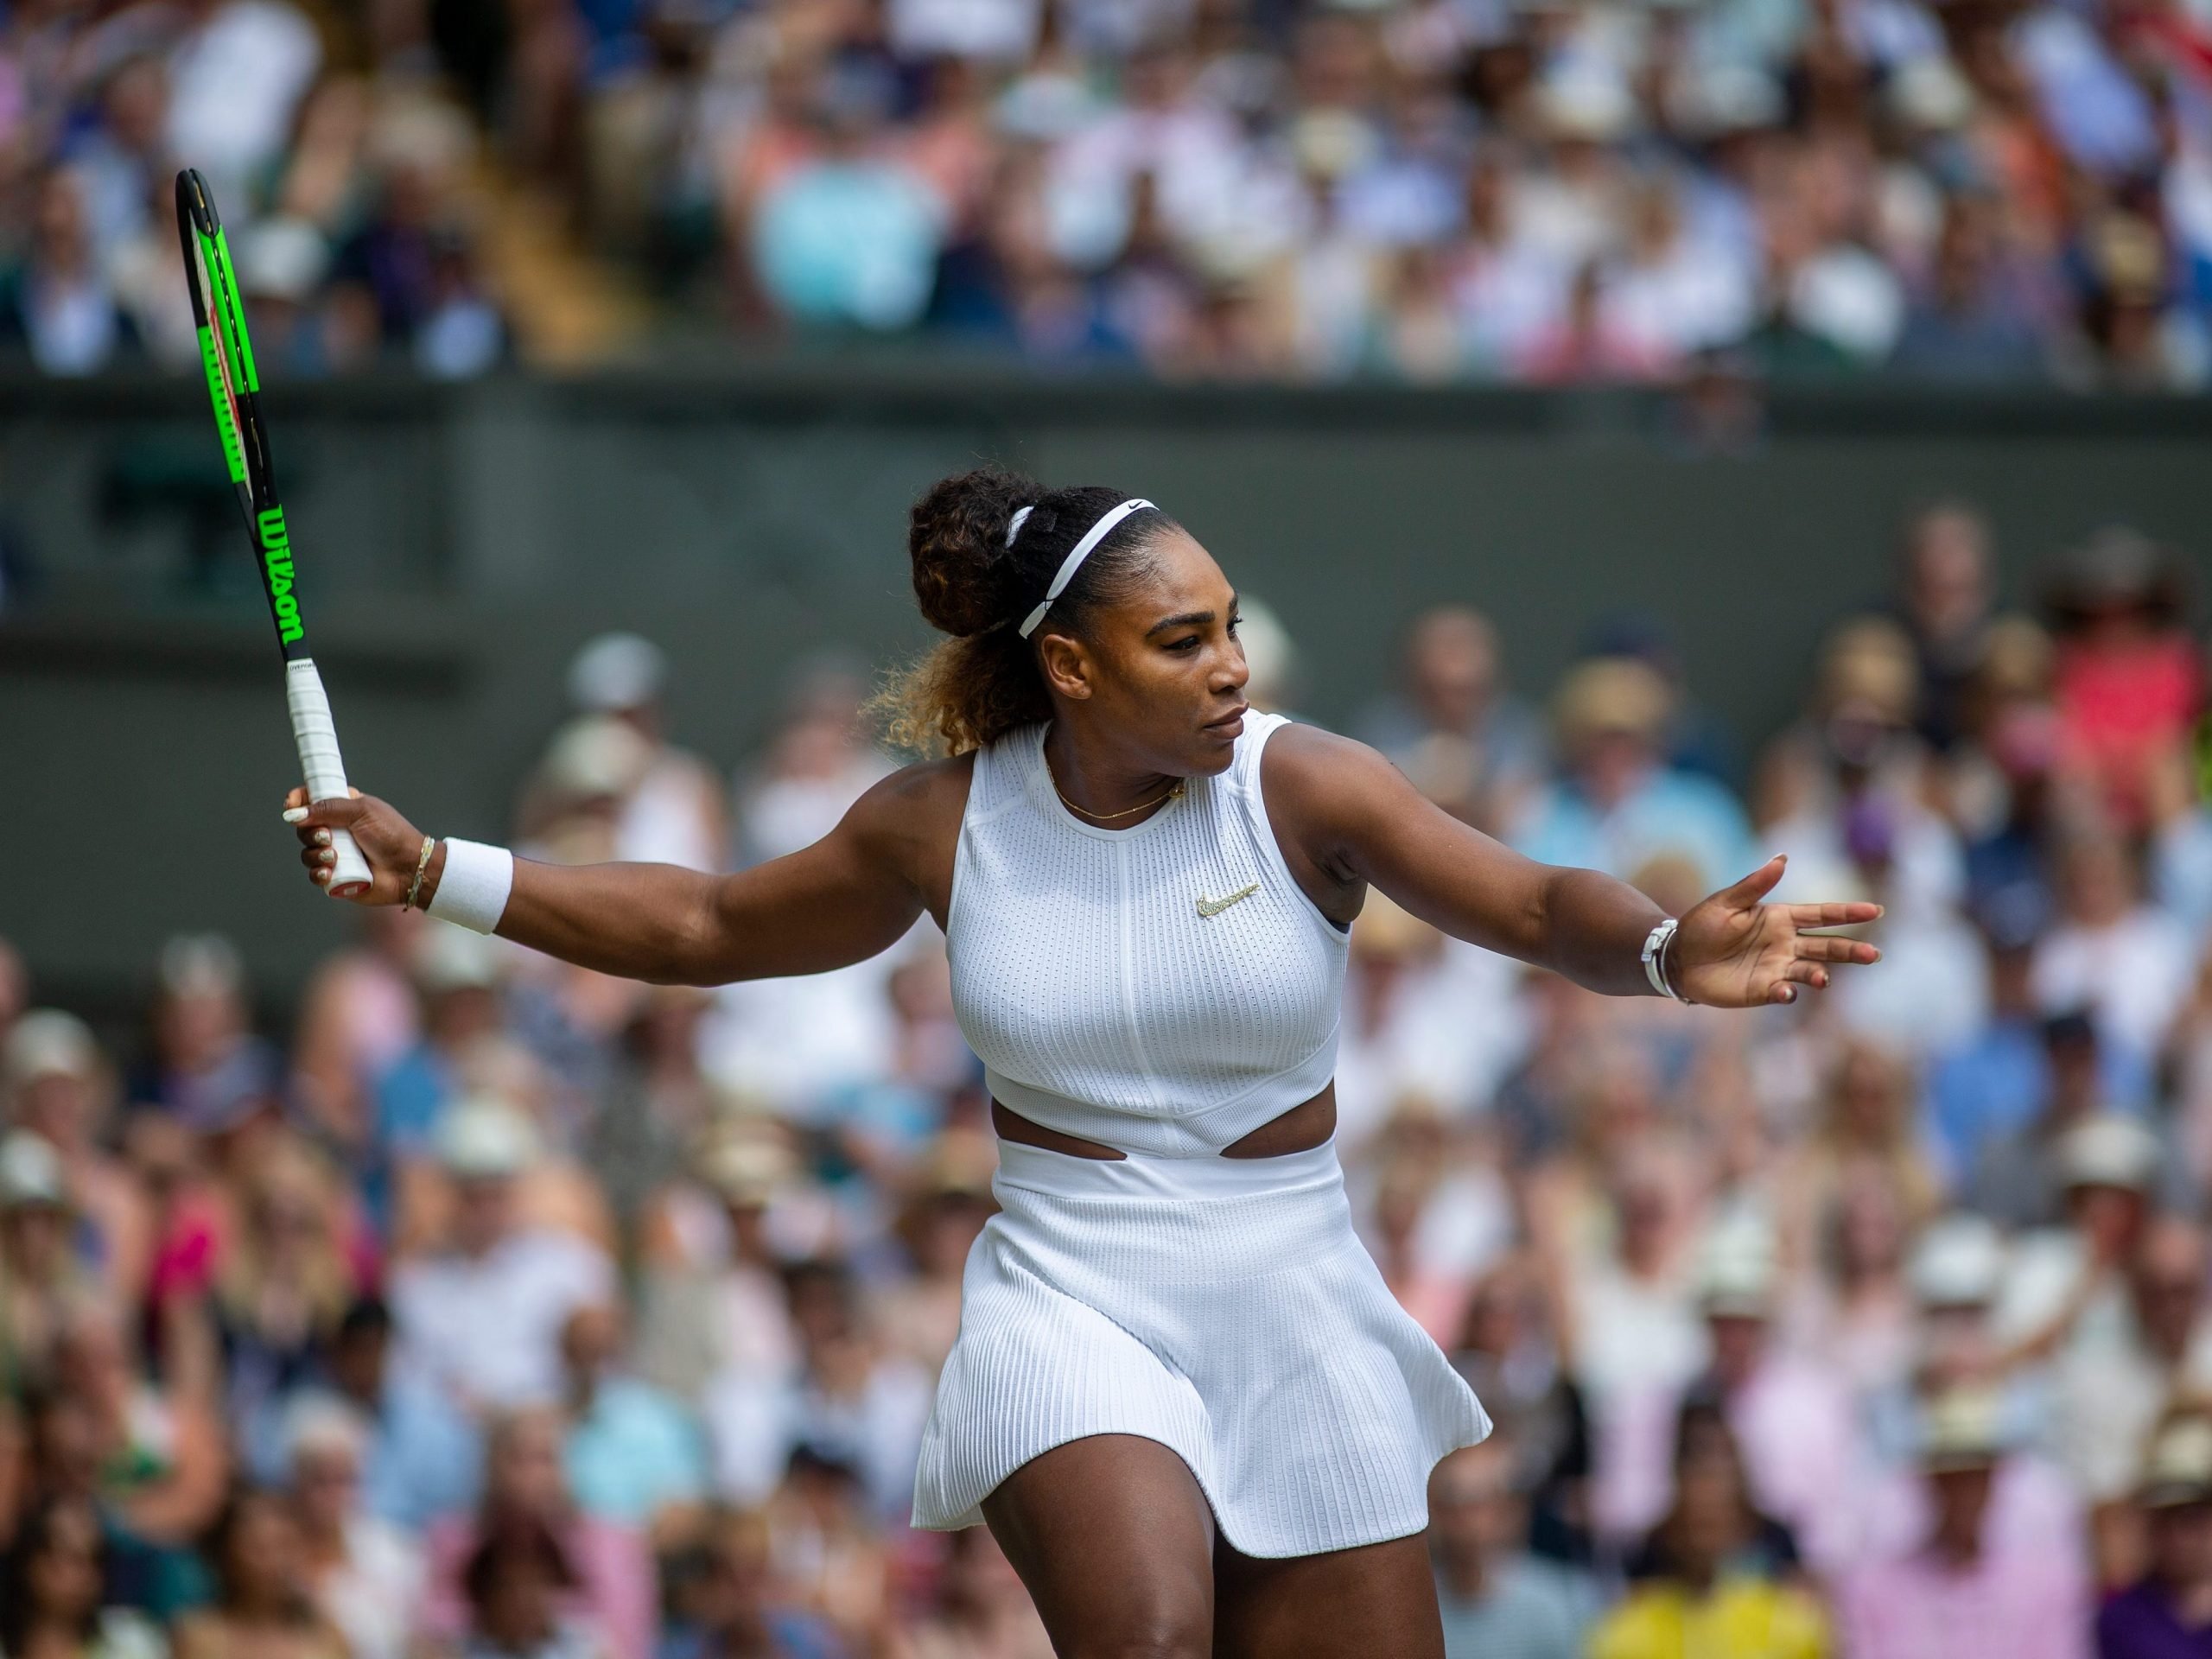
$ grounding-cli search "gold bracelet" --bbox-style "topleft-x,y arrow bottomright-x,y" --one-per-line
404,836 -> 436,910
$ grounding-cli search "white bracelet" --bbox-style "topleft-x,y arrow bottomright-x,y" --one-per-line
425,838 -> 514,934
1642,918 -> 1685,1001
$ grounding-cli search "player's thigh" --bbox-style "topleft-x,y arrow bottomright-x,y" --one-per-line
982,1433 -> 1217,1659
1212,1529 -> 1444,1659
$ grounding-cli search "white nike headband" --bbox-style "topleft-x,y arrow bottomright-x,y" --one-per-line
1014,498 -> 1155,639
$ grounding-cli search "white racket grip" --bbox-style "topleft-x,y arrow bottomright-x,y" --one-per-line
285,658 -> 373,895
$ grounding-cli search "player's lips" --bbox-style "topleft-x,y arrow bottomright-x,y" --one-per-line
1204,705 -> 1249,737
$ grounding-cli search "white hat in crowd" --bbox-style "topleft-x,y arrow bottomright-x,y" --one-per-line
2056,1115 -> 2161,1194
3,1009 -> 98,1089
158,932 -> 244,1001
1918,1386 -> 2012,1472
542,715 -> 655,801
2141,1414 -> 2212,1510
281,1391 -> 372,1476
567,632 -> 666,715
1908,1214 -> 2007,1309
0,1130 -> 68,1211
412,923 -> 506,996
435,1096 -> 541,1179
1695,1220 -> 1780,1319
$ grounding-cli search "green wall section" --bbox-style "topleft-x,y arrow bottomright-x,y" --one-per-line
5,369 -> 2209,1010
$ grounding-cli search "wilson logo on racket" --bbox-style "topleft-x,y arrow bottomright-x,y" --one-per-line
257,507 -> 303,643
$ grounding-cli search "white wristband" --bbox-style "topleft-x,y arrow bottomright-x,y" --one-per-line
426,838 -> 513,934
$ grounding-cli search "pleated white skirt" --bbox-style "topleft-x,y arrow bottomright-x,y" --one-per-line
911,1138 -> 1491,1559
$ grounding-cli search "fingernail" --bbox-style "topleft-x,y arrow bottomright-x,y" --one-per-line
314,830 -> 330,846
283,808 -> 308,824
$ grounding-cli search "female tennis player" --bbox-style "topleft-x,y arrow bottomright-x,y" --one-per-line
284,469 -> 1879,1658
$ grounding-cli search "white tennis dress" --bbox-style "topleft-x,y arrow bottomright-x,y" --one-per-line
912,712 -> 1491,1557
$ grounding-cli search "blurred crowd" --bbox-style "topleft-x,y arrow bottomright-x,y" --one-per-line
9,0 -> 2212,384
5,497 -> 2212,1657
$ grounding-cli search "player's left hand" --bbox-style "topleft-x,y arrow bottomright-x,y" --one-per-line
1669,854 -> 1882,1008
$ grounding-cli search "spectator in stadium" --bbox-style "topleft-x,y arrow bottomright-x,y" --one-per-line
422,1404 -> 652,1659
703,1259 -> 931,1521
1589,1402 -> 1826,1659
459,1516 -> 613,1659
368,923 -> 506,1225
556,1301 -> 707,1544
208,1135 -> 367,1440
746,61 -> 945,335
2044,531 -> 2202,832
893,1522 -> 1052,1659
582,987 -> 717,1240
171,1485 -> 348,1659
0,168 -> 139,375
1891,197 -> 2048,385
1445,1261 -> 1593,1568
1777,1039 -> 1943,1269
1428,1437 -> 1589,1659
2050,1218 -> 2212,1580
2031,829 -> 2196,1071
0,1130 -> 96,1396
872,1134 -> 997,1377
658,1506 -> 844,1659
1510,656 -> 1757,899
758,1446 -> 895,1656
263,1296 -> 480,1535
563,633 -> 726,876
1892,503 -> 1999,756
1357,606 -> 1546,832
1840,1388 -> 2091,1659
635,1129 -> 803,1406
288,906 -> 425,1185
732,658 -> 893,869
3,1010 -> 149,1303
1968,1015 -> 2153,1230
2099,1412 -> 2212,1657
283,1397 -> 423,1659
388,1097 -> 616,1415
138,934 -> 278,1136
47,1304 -> 227,1553
1597,1229 -> 1865,1573
0,1495 -> 167,1659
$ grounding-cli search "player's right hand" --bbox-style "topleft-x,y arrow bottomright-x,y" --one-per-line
282,787 -> 428,906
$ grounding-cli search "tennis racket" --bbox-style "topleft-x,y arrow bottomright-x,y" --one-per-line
175,168 -> 372,897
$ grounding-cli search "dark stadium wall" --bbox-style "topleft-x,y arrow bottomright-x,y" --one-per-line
6,369 -> 2212,1014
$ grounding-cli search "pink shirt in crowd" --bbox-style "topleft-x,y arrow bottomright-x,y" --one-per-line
420,1513 -> 656,1659
1840,1543 -> 2091,1659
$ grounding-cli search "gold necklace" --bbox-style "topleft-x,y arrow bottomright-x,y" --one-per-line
1050,772 -> 1185,822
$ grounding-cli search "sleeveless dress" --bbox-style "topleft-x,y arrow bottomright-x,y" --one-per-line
911,713 -> 1490,1557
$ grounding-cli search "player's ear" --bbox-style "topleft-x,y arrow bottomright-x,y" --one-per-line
1036,632 -> 1094,701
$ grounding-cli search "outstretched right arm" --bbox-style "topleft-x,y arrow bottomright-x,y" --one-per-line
283,760 -> 967,987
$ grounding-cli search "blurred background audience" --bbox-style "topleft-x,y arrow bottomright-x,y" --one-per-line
4,499 -> 2212,1656
7,0 -> 2212,382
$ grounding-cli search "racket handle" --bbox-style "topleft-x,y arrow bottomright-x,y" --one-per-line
285,658 -> 373,897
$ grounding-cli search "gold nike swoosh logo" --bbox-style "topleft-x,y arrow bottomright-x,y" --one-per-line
1195,881 -> 1261,918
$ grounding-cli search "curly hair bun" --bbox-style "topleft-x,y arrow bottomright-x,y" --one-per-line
907,465 -> 1040,639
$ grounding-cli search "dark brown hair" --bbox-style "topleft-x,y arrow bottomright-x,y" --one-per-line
880,466 -> 1179,753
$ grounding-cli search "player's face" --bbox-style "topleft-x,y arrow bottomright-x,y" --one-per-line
1037,528 -> 1250,777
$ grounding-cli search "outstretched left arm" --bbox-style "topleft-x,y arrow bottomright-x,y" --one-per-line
1262,725 -> 1880,1010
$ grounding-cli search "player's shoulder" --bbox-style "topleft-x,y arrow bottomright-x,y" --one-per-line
1257,718 -> 1395,803
843,751 -> 976,849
